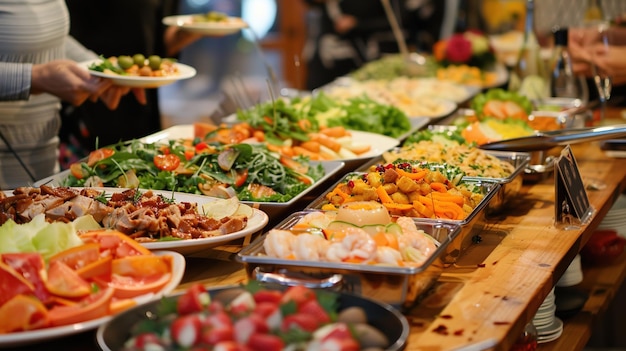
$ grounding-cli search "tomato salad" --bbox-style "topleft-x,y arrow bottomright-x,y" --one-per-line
63,139 -> 325,202
119,283 -> 391,351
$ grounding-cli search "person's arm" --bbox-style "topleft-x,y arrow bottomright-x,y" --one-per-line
64,35 -> 99,62
0,62 -> 32,101
164,27 -> 202,57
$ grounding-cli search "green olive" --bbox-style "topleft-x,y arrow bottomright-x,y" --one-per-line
148,55 -> 162,70
133,54 -> 146,67
117,55 -> 134,70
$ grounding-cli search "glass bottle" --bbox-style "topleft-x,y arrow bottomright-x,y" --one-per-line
583,0 -> 604,23
508,0 -> 549,100
549,26 -> 587,100
509,322 -> 538,351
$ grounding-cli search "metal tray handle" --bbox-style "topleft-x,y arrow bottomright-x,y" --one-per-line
254,267 -> 343,290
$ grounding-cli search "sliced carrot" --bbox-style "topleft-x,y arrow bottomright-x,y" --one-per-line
320,126 -> 349,138
430,192 -> 465,206
397,168 -> 427,180
382,202 -> 413,211
299,140 -> 321,153
376,186 -> 394,204
430,182 -> 448,193
292,146 -> 321,160
309,133 -> 341,152
413,200 -> 435,218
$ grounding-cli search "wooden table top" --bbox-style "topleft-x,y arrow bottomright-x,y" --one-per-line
12,121 -> 626,351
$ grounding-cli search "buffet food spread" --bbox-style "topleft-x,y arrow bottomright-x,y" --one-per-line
5,24 -> 626,351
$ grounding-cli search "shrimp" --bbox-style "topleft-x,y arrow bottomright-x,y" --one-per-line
337,227 -> 378,262
293,234 -> 330,261
297,211 -> 336,229
326,242 -> 350,262
263,229 -> 296,259
376,246 -> 403,265
396,217 -> 438,257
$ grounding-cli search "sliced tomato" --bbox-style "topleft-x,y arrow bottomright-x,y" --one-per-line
0,260 -> 34,306
0,294 -> 49,333
47,287 -> 114,327
154,154 -> 181,171
87,148 -> 115,167
45,261 -> 91,298
2,253 -> 51,304
234,169 -> 249,187
49,242 -> 100,271
80,230 -> 152,258
184,149 -> 195,161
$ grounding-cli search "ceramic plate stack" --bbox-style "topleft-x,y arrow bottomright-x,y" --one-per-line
556,254 -> 583,287
533,288 -> 564,343
597,194 -> 626,238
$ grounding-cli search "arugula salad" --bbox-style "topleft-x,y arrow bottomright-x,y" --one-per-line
62,138 -> 325,203
236,92 -> 411,139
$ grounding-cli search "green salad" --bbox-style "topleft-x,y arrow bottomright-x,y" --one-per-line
236,92 -> 411,138
62,139 -> 325,203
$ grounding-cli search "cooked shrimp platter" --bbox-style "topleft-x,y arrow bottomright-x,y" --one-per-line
238,202 -> 462,307
262,202 -> 440,267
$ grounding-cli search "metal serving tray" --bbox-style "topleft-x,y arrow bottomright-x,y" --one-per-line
305,172 -> 501,265
462,150 -> 530,213
382,139 -> 531,213
237,211 -> 462,308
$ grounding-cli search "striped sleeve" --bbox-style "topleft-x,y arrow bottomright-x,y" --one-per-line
0,62 -> 32,101
64,35 -> 98,63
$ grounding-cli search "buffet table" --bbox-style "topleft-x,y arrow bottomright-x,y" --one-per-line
15,121 -> 626,351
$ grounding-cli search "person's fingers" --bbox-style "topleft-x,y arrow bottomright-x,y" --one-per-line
132,88 -> 147,105
103,87 -> 124,110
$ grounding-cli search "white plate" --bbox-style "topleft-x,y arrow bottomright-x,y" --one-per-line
162,14 -> 248,35
144,124 -> 398,163
0,250 -> 184,348
83,59 -> 197,88
135,190 -> 268,254
77,188 -> 269,255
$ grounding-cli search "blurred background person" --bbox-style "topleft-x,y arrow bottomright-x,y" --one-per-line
302,0 -> 448,90
0,0 -> 131,189
59,0 -> 204,169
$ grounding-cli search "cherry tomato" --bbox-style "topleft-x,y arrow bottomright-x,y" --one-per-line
280,285 -> 316,306
247,333 -> 284,351
87,148 -> 115,167
298,298 -> 331,324
171,315 -> 202,348
234,169 -> 248,187
177,283 -> 210,315
195,141 -> 209,152
69,163 -> 87,179
154,154 -> 181,171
